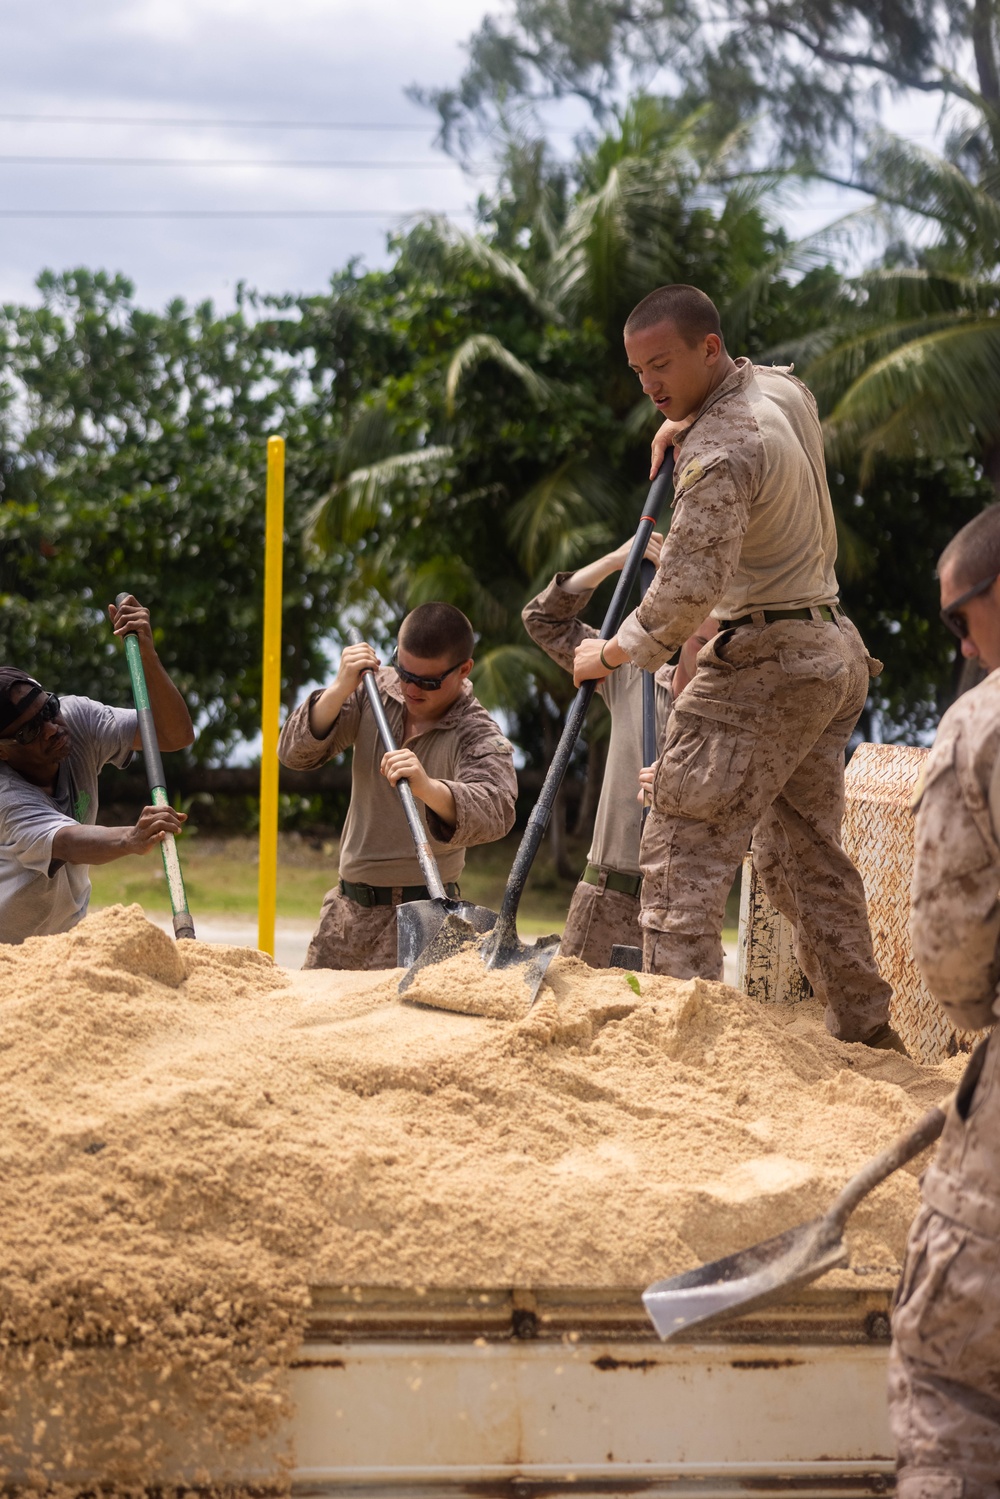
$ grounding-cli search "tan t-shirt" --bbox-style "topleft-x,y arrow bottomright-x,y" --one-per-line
277,671 -> 517,887
522,575 -> 673,876
619,360 -> 840,670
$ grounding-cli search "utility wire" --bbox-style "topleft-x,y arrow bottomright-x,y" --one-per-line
0,208 -> 472,218
0,114 -> 435,130
0,155 -> 465,168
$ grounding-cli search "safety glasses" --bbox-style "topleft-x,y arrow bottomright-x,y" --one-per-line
390,653 -> 465,692
940,573 -> 1000,639
0,692 -> 61,746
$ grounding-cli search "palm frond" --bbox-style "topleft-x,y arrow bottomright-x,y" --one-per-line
506,458 -> 625,575
622,395 -> 662,440
805,312 -> 976,410
860,132 -> 1000,259
401,215 -> 556,320
824,320 -> 1000,478
445,333 -> 554,416
471,641 -> 564,713
307,446 -> 454,550
723,203 -> 881,351
405,554 -> 508,634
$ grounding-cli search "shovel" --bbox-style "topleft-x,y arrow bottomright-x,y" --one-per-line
609,546 -> 663,972
398,459 -> 676,1006
345,628 -> 497,966
115,592 -> 195,941
642,1102 -> 946,1340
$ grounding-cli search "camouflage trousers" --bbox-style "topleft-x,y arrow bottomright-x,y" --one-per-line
561,876 -> 642,968
640,613 -> 891,1041
303,886 -> 400,970
889,1203 -> 1000,1499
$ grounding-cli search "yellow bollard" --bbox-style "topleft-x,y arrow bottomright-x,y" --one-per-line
257,435 -> 285,957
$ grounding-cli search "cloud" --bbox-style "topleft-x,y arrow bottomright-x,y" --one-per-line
0,0 -> 493,308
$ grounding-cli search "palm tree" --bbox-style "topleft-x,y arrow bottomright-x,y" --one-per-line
304,99 -> 829,860
768,132 -> 1000,487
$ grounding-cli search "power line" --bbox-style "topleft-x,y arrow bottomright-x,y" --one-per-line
0,114 -> 435,130
0,208 -> 472,218
0,155 -> 464,169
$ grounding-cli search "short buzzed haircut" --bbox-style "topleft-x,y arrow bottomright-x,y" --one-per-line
624,284 -> 724,348
399,602 -> 474,662
938,505 -> 1000,589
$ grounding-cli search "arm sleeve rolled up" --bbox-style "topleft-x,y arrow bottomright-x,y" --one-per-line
618,450 -> 751,671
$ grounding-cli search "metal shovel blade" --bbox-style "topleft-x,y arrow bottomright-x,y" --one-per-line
642,1218 -> 848,1341
396,898 -> 497,969
642,1101 -> 949,1343
397,911 -> 479,995
610,943 -> 643,969
397,909 -> 561,1009
481,917 -> 562,1005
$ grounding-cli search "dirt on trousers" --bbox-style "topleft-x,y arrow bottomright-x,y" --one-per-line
0,904 -> 962,1493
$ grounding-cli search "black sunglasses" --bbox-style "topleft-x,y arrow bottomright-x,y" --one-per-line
390,652 -> 466,692
0,692 -> 61,746
940,572 -> 1000,639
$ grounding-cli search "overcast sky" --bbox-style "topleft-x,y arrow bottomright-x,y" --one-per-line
0,0 -> 951,313
0,0 -> 508,309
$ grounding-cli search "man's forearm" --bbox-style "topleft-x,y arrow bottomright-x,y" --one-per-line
564,554 -> 619,594
141,645 -> 195,751
416,778 -> 457,828
52,824 -> 132,866
309,683 -> 352,739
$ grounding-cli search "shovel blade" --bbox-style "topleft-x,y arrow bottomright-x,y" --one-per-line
397,911 -> 479,995
481,920 -> 562,1005
398,908 -> 561,1010
396,898 -> 497,968
642,1218 -> 848,1340
610,943 -> 643,970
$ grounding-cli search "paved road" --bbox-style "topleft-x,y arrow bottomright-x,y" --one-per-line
150,915 -> 739,984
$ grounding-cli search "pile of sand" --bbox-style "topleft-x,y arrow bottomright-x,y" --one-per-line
0,904 -> 961,1490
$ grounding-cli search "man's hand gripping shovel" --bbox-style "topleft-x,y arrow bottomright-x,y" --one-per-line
398,459 -> 675,1010
345,629 -> 497,965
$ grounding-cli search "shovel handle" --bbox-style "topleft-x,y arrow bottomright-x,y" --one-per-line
826,1104 -> 946,1233
114,593 -> 195,940
489,457 -> 675,941
345,628 -> 448,903
639,557 -> 658,827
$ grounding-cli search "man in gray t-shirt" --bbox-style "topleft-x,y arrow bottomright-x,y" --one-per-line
0,595 -> 194,945
522,536 -> 714,967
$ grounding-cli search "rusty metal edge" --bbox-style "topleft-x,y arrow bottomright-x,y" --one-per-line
304,1282 -> 894,1346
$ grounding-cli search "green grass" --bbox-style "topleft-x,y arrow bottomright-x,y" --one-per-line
90,831 -> 579,933
91,830 -> 741,944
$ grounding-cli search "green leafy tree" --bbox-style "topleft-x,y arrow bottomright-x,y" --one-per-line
0,270 -> 347,761
300,102 -> 842,859
415,0 -> 1000,169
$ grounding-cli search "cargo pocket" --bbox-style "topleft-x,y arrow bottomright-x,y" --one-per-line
654,704 -> 757,824
695,628 -> 737,672
891,1210 -> 1000,1375
777,643 -> 847,684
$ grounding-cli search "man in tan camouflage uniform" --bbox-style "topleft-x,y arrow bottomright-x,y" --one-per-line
574,283 -> 893,1044
523,534 -> 714,966
278,602 -> 517,969
891,504 -> 1000,1498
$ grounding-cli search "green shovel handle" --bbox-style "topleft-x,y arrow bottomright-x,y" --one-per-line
115,593 -> 195,940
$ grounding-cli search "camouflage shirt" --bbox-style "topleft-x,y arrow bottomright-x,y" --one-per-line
618,359 -> 840,671
277,671 -> 517,887
910,669 -> 1000,1242
910,669 -> 1000,1035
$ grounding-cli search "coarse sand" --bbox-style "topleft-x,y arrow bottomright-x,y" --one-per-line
0,904 -> 962,1490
